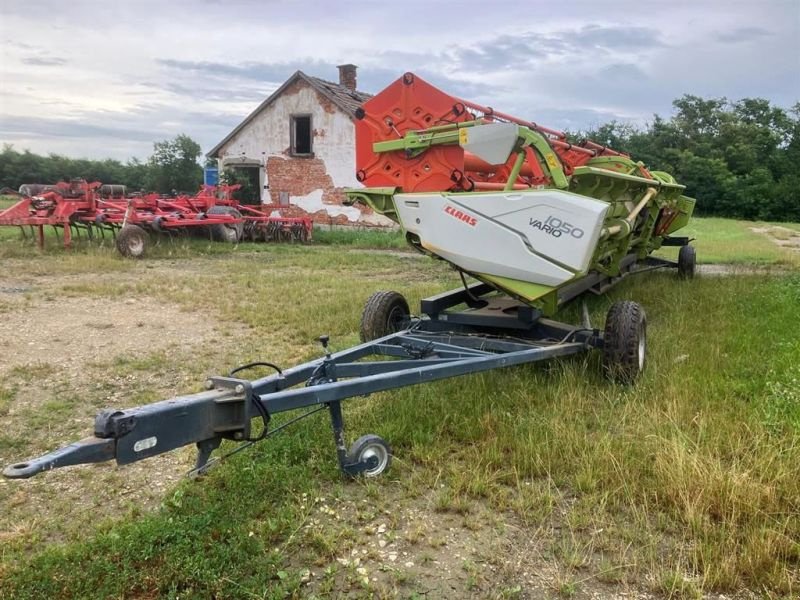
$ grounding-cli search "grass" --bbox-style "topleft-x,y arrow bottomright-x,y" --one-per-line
0,216 -> 798,598
0,196 -> 18,210
311,227 -> 406,249
655,217 -> 800,266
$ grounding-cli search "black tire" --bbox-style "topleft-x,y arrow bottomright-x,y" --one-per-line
346,434 -> 392,478
116,224 -> 149,258
359,291 -> 410,342
678,244 -> 696,279
602,300 -> 647,384
208,206 -> 243,243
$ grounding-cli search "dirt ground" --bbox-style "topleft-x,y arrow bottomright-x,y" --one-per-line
750,225 -> 800,250
0,272 -> 252,551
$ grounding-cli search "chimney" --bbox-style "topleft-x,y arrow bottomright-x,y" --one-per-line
337,64 -> 357,91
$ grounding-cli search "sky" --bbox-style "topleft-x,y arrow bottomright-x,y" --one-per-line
1,0 -> 798,162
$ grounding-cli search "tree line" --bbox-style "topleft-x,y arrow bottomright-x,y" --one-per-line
0,134 -> 204,196
1,95 -> 798,221
572,96 -> 799,222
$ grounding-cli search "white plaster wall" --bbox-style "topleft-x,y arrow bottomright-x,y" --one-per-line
217,84 -> 359,189
215,81 -> 396,225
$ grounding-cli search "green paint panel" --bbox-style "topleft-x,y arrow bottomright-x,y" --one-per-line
476,273 -> 555,303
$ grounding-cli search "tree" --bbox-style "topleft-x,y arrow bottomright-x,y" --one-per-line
144,134 -> 203,194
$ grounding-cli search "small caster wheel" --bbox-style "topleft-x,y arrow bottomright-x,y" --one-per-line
677,244 -> 696,279
345,434 -> 392,478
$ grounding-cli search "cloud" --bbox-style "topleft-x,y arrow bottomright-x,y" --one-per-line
715,27 -> 771,44
0,115 -> 159,142
576,24 -> 666,50
447,25 -> 665,73
158,58 -> 323,83
0,1 -> 795,161
21,56 -> 68,66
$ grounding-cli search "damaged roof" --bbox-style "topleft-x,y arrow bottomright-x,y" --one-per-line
207,71 -> 372,158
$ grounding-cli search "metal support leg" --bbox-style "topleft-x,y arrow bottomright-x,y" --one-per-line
194,437 -> 222,475
327,401 -> 349,474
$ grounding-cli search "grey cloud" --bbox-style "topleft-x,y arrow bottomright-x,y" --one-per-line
157,80 -> 275,103
715,27 -> 771,44
0,116 -> 160,143
448,25 -> 664,73
22,56 -> 68,66
451,33 -> 555,70
157,57 -> 490,101
0,98 -> 246,160
531,106 -> 634,133
158,58 -> 331,84
576,24 -> 666,50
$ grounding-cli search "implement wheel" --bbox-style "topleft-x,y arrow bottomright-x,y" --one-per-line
208,206 -> 243,243
602,300 -> 647,384
116,224 -> 149,258
678,244 -> 696,279
360,291 -> 410,342
346,434 -> 392,478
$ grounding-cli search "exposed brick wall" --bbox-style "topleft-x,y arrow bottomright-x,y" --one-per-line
266,156 -> 382,226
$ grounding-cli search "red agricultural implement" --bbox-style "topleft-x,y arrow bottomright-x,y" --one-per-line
0,179 -> 313,257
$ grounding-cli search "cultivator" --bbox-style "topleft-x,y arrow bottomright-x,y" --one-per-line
4,73 -> 697,484
0,180 -> 312,256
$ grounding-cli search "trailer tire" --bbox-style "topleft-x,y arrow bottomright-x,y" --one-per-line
602,300 -> 646,384
360,291 -> 410,342
678,244 -> 696,279
346,434 -> 392,478
116,224 -> 149,259
208,206 -> 243,243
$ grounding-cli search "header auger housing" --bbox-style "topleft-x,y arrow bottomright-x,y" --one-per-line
346,72 -> 695,314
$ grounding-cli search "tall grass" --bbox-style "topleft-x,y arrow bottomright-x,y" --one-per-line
0,244 -> 797,597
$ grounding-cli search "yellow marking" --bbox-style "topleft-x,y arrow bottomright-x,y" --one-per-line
459,128 -> 469,145
545,153 -> 560,170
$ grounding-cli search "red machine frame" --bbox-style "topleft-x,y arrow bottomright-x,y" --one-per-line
0,180 -> 313,252
354,72 -> 650,194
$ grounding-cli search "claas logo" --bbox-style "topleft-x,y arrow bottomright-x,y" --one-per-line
444,205 -> 478,227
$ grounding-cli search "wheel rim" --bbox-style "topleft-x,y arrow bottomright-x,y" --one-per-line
128,237 -> 144,255
637,324 -> 646,371
387,306 -> 407,332
361,443 -> 389,477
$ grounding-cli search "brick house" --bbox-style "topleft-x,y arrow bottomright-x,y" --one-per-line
207,65 -> 392,226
